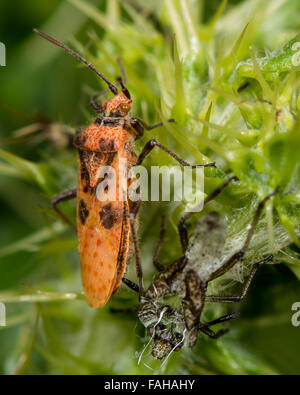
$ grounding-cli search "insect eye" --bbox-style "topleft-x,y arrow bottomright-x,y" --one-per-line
119,102 -> 131,113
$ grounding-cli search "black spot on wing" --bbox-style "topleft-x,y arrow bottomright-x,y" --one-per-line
79,150 -> 106,194
100,203 -> 121,229
99,138 -> 115,151
79,199 -> 89,225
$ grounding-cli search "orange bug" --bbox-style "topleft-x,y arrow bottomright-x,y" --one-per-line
34,29 -> 215,308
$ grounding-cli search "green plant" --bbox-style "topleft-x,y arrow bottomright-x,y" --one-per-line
0,0 -> 299,374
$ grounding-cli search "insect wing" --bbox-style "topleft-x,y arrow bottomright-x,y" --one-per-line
77,149 -> 130,308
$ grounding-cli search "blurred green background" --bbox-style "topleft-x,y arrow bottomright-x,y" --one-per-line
0,0 -> 299,375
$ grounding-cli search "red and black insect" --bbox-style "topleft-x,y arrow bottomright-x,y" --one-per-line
34,29 -> 215,308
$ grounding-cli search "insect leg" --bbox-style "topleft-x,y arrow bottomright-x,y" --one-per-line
199,326 -> 229,339
200,312 -> 240,328
122,277 -> 140,293
178,176 -> 238,252
51,188 -> 77,232
210,187 -> 279,281
206,255 -> 273,303
90,88 -> 111,111
153,216 -> 166,272
183,270 -> 207,347
197,313 -> 239,339
131,118 -> 175,137
135,139 -> 215,168
110,307 -> 137,314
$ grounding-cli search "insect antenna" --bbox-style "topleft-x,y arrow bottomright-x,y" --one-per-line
33,29 -> 118,95
117,77 -> 131,100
